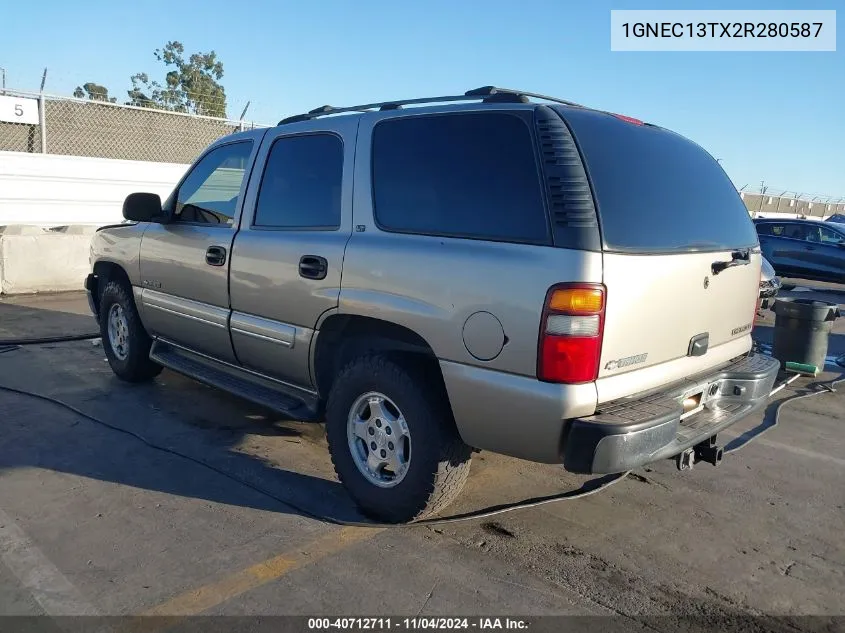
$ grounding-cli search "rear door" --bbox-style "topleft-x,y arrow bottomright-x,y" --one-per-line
757,221 -> 807,276
778,222 -> 820,277
554,107 -> 761,401
227,119 -> 355,388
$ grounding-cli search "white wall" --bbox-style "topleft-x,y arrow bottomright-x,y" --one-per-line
0,151 -> 188,226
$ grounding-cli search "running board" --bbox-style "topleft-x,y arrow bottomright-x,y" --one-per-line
149,340 -> 321,421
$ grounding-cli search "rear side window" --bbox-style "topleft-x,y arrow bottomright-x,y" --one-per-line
555,107 -> 759,253
756,222 -> 790,236
254,134 -> 343,229
780,224 -> 811,240
372,112 -> 549,244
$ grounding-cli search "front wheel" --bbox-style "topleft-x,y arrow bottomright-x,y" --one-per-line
325,354 -> 472,523
99,280 -> 162,383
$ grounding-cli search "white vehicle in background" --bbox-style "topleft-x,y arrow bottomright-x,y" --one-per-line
759,257 -> 782,310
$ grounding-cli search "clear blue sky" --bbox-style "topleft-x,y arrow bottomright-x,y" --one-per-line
3,0 -> 842,197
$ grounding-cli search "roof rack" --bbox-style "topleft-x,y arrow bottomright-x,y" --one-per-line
277,86 -> 585,125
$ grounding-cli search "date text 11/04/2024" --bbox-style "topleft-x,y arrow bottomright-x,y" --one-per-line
307,618 -> 529,630
621,22 -> 824,38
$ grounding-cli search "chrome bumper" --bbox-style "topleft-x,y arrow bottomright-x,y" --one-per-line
563,353 -> 781,474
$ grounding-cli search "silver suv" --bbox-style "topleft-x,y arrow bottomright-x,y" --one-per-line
85,86 -> 779,522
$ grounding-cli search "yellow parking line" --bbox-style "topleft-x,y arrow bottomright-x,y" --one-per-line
142,526 -> 382,618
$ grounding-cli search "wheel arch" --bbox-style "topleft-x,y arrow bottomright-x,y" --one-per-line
91,260 -> 133,316
312,313 -> 449,406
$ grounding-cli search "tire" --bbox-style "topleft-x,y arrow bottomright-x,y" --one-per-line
99,280 -> 162,383
325,354 -> 472,523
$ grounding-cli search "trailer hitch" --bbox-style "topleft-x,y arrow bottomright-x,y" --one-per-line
676,436 -> 723,470
694,435 -> 723,467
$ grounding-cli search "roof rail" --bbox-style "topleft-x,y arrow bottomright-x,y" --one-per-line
465,86 -> 584,108
277,86 -> 585,125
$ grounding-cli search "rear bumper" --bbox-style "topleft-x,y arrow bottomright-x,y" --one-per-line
563,353 -> 780,473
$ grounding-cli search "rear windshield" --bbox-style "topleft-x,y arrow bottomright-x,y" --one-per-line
554,106 -> 758,253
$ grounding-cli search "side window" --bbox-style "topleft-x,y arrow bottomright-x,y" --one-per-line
371,112 -> 549,244
818,226 -> 844,244
253,134 -> 343,229
174,141 -> 253,226
769,224 -> 785,236
782,224 -> 809,240
755,223 -> 772,235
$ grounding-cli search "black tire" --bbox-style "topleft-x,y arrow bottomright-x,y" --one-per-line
325,354 -> 472,523
99,280 -> 162,383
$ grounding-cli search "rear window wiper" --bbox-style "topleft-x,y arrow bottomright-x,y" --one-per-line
711,249 -> 750,275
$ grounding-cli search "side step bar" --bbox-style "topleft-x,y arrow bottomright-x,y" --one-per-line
150,340 -> 321,421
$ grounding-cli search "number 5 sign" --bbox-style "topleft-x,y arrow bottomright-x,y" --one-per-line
0,95 -> 39,125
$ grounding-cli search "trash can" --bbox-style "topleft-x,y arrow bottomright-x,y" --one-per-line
771,298 -> 840,372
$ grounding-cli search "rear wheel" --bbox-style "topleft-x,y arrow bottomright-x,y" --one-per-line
99,280 -> 162,382
325,354 -> 471,523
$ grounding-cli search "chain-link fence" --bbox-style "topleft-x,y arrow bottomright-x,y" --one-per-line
0,89 -> 268,164
2,89 -> 844,217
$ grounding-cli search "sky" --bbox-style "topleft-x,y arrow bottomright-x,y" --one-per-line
2,0 -> 843,197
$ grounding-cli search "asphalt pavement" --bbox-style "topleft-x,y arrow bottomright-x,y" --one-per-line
0,285 -> 843,630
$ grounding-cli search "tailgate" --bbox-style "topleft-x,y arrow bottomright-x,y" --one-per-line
551,105 -> 761,396
600,250 -> 760,379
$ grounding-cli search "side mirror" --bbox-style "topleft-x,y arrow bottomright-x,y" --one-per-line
122,192 -> 164,223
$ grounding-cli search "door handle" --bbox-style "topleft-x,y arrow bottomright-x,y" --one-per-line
299,255 -> 328,280
205,245 -> 227,266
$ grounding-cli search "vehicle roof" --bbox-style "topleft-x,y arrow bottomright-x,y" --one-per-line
754,217 -> 829,224
271,86 -> 648,130
206,126 -> 268,150
754,217 -> 845,232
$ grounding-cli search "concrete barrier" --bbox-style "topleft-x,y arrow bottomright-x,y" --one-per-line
0,226 -> 95,294
0,151 -> 187,294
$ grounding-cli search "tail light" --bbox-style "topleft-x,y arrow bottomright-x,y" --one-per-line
612,113 -> 644,125
537,283 -> 606,384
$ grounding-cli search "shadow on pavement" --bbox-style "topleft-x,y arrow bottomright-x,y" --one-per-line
0,300 -> 367,525
1,281 -> 844,526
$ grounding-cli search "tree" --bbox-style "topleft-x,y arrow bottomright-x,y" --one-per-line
73,82 -> 117,103
127,41 -> 227,117
126,73 -> 156,109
